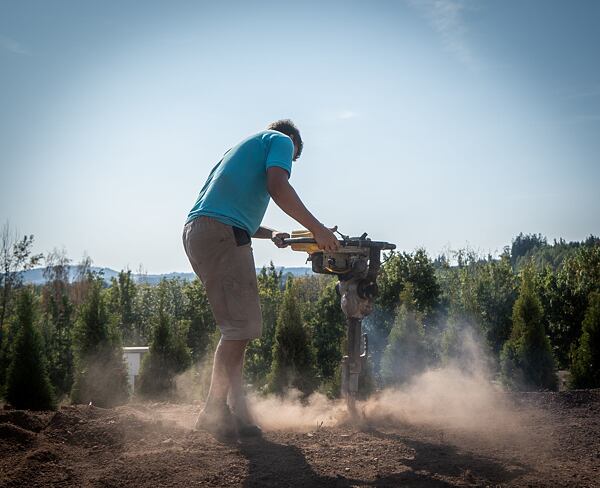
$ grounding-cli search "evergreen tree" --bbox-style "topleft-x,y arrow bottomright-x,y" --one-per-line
0,318 -> 18,397
245,263 -> 282,387
0,224 -> 43,330
41,248 -> 74,397
538,244 -> 600,367
436,250 -> 517,358
108,270 -> 138,346
5,288 -> 55,410
71,278 -> 129,407
157,278 -> 187,321
0,225 -> 43,391
183,279 -> 216,362
377,248 -> 441,322
42,293 -> 74,397
381,285 -> 428,386
267,279 -> 318,396
133,282 -> 157,345
311,280 -> 345,380
375,249 -> 441,369
501,266 -> 557,391
510,233 -> 547,269
473,255 -> 517,354
137,309 -> 192,398
440,319 -> 465,365
569,292 -> 600,388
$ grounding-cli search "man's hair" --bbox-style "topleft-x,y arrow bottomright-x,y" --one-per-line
266,119 -> 303,160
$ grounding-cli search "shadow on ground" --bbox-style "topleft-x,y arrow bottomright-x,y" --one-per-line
238,428 -> 529,487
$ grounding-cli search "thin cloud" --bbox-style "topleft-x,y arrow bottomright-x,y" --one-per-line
408,0 -> 478,70
0,35 -> 30,55
338,110 -> 358,120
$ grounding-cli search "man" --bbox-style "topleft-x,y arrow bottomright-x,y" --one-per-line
182,119 -> 339,439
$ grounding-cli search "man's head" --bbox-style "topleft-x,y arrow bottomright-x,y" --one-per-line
267,119 -> 303,161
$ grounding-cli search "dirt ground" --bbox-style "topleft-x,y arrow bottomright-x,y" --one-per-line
1,389 -> 599,488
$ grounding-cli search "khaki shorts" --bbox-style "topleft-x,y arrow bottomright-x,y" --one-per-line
182,216 -> 262,341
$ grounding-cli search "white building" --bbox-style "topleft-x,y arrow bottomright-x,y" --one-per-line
123,346 -> 149,392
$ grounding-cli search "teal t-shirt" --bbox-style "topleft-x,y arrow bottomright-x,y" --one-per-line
186,130 -> 294,235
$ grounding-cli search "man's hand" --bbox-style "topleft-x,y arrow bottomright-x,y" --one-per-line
312,224 -> 340,252
271,231 -> 290,248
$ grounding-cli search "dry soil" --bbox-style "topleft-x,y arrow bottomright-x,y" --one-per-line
1,389 -> 599,487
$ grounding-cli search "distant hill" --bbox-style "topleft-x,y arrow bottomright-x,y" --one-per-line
20,265 -> 312,285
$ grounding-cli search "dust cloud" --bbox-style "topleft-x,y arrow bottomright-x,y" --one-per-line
249,367 -> 519,437
361,328 -> 518,437
247,328 -> 551,453
161,326 -> 553,456
249,389 -> 343,431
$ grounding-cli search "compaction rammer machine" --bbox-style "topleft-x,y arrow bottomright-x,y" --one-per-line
282,230 -> 395,413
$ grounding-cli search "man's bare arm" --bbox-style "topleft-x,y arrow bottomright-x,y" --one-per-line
266,167 -> 339,252
252,226 -> 290,248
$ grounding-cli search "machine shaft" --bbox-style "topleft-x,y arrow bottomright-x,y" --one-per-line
342,317 -> 363,412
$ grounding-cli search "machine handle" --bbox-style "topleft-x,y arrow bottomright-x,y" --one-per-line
281,237 -> 318,244
281,237 -> 396,250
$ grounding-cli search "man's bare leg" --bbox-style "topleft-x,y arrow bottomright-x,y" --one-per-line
202,338 -> 248,412
226,340 -> 253,423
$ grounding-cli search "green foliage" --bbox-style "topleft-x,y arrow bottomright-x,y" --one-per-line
156,278 -> 187,321
510,233 -> 547,269
41,292 -> 74,397
501,266 -> 557,391
440,319 -> 465,365
138,309 -> 192,399
511,233 -> 598,272
439,320 -> 491,374
183,279 -> 216,362
133,282 -> 157,344
0,224 -> 43,332
245,263 -> 282,387
2,229 -> 598,402
41,249 -> 74,397
381,286 -> 429,386
538,243 -> 600,367
474,256 -> 517,354
374,249 -> 441,372
107,270 -> 139,345
267,279 -> 318,396
439,253 -> 517,355
0,317 -> 18,397
71,278 -> 129,407
377,249 -> 441,322
310,281 -> 346,381
5,288 -> 55,410
569,292 -> 600,388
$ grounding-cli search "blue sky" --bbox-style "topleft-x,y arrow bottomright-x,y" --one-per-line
1,0 -> 598,273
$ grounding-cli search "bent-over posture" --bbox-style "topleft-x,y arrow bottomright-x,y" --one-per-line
182,119 -> 339,439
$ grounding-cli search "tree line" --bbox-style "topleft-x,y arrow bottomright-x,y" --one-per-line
1,223 -> 599,411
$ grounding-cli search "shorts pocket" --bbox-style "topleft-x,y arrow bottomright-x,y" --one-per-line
223,277 -> 254,321
232,226 -> 251,246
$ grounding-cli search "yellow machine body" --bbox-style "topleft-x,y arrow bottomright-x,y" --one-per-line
289,230 -> 369,275
289,229 -> 320,254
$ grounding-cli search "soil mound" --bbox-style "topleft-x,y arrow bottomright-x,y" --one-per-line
0,410 -> 47,433
25,447 -> 60,463
0,423 -> 37,445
